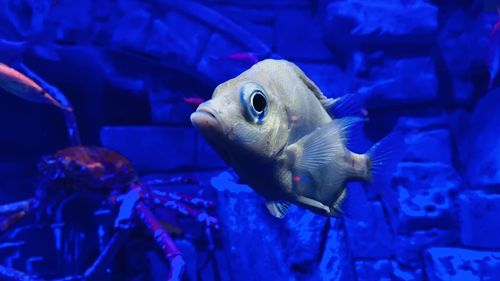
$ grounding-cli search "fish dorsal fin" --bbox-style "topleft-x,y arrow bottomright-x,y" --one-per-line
326,93 -> 366,119
287,61 -> 365,118
265,201 -> 290,218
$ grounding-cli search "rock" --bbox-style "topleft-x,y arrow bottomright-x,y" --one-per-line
296,62 -> 350,98
112,9 -> 151,51
211,172 -> 353,280
47,0 -> 93,42
344,202 -> 393,259
275,10 -> 332,60
213,176 -> 294,280
394,229 -> 457,267
145,12 -> 211,65
395,115 -> 448,131
393,162 -> 462,193
325,0 -> 437,47
100,126 -> 226,172
319,218 -> 356,281
454,89 -> 500,188
424,247 -> 500,281
285,205 -> 328,267
392,162 -> 461,233
438,10 -> 494,78
401,130 -> 452,164
197,33 -> 258,86
396,186 -> 456,233
459,191 -> 500,249
355,259 -> 393,281
355,54 -> 438,108
392,262 -> 423,281
148,89 -> 194,125
214,6 -> 275,47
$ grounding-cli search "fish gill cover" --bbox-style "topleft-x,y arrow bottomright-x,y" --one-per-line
0,0 -> 498,281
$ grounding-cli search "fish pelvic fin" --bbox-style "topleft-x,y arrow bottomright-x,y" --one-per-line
366,131 -> 405,212
265,201 -> 290,219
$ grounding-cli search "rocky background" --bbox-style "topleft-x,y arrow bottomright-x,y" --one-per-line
0,0 -> 499,280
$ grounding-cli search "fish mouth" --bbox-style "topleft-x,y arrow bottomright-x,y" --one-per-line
190,105 -> 220,131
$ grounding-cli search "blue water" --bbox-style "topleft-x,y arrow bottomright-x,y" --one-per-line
0,0 -> 499,280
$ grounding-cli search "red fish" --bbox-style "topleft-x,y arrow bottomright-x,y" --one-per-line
217,52 -> 259,65
487,9 -> 500,88
183,96 -> 205,107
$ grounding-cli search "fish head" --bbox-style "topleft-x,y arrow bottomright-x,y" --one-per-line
191,75 -> 289,165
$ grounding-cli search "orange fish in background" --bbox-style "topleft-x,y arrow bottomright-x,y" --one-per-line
487,8 -> 500,88
0,63 -> 68,110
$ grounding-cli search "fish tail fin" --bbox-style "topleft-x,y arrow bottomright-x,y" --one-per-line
366,131 -> 405,212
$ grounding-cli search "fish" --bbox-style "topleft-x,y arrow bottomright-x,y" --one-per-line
217,52 -> 259,65
488,9 -> 500,88
191,59 -> 403,219
0,63 -> 68,110
183,96 -> 206,107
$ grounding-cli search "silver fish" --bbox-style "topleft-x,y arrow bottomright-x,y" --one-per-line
191,59 -> 402,219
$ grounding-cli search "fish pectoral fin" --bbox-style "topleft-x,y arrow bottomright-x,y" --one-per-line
265,201 -> 291,219
296,195 -> 331,215
288,121 -> 345,172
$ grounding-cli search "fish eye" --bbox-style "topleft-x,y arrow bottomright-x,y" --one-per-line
251,91 -> 267,113
240,83 -> 268,123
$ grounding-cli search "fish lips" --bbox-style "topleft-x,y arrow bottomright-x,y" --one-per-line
190,104 -> 220,132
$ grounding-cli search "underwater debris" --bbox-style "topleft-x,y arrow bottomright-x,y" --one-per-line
191,59 -> 404,219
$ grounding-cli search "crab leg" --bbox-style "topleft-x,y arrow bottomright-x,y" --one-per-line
136,202 -> 185,281
83,229 -> 131,281
149,190 -> 215,209
148,192 -> 218,228
0,199 -> 36,215
0,265 -> 41,281
0,199 -> 36,233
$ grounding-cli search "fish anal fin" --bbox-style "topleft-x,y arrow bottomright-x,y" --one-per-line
333,183 -> 369,221
296,195 -> 331,215
265,201 -> 290,219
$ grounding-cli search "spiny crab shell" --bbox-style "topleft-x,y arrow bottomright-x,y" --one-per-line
37,146 -> 137,194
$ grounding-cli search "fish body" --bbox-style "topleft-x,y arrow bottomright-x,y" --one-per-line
0,63 -> 66,110
191,59 -> 402,218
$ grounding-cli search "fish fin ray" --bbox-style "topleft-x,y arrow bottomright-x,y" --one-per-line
333,184 -> 370,221
293,122 -> 344,172
367,131 -> 405,212
337,117 -> 366,149
296,195 -> 331,215
326,93 -> 366,118
265,201 -> 290,219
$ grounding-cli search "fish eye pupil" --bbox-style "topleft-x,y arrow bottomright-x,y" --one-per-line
251,92 -> 266,113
